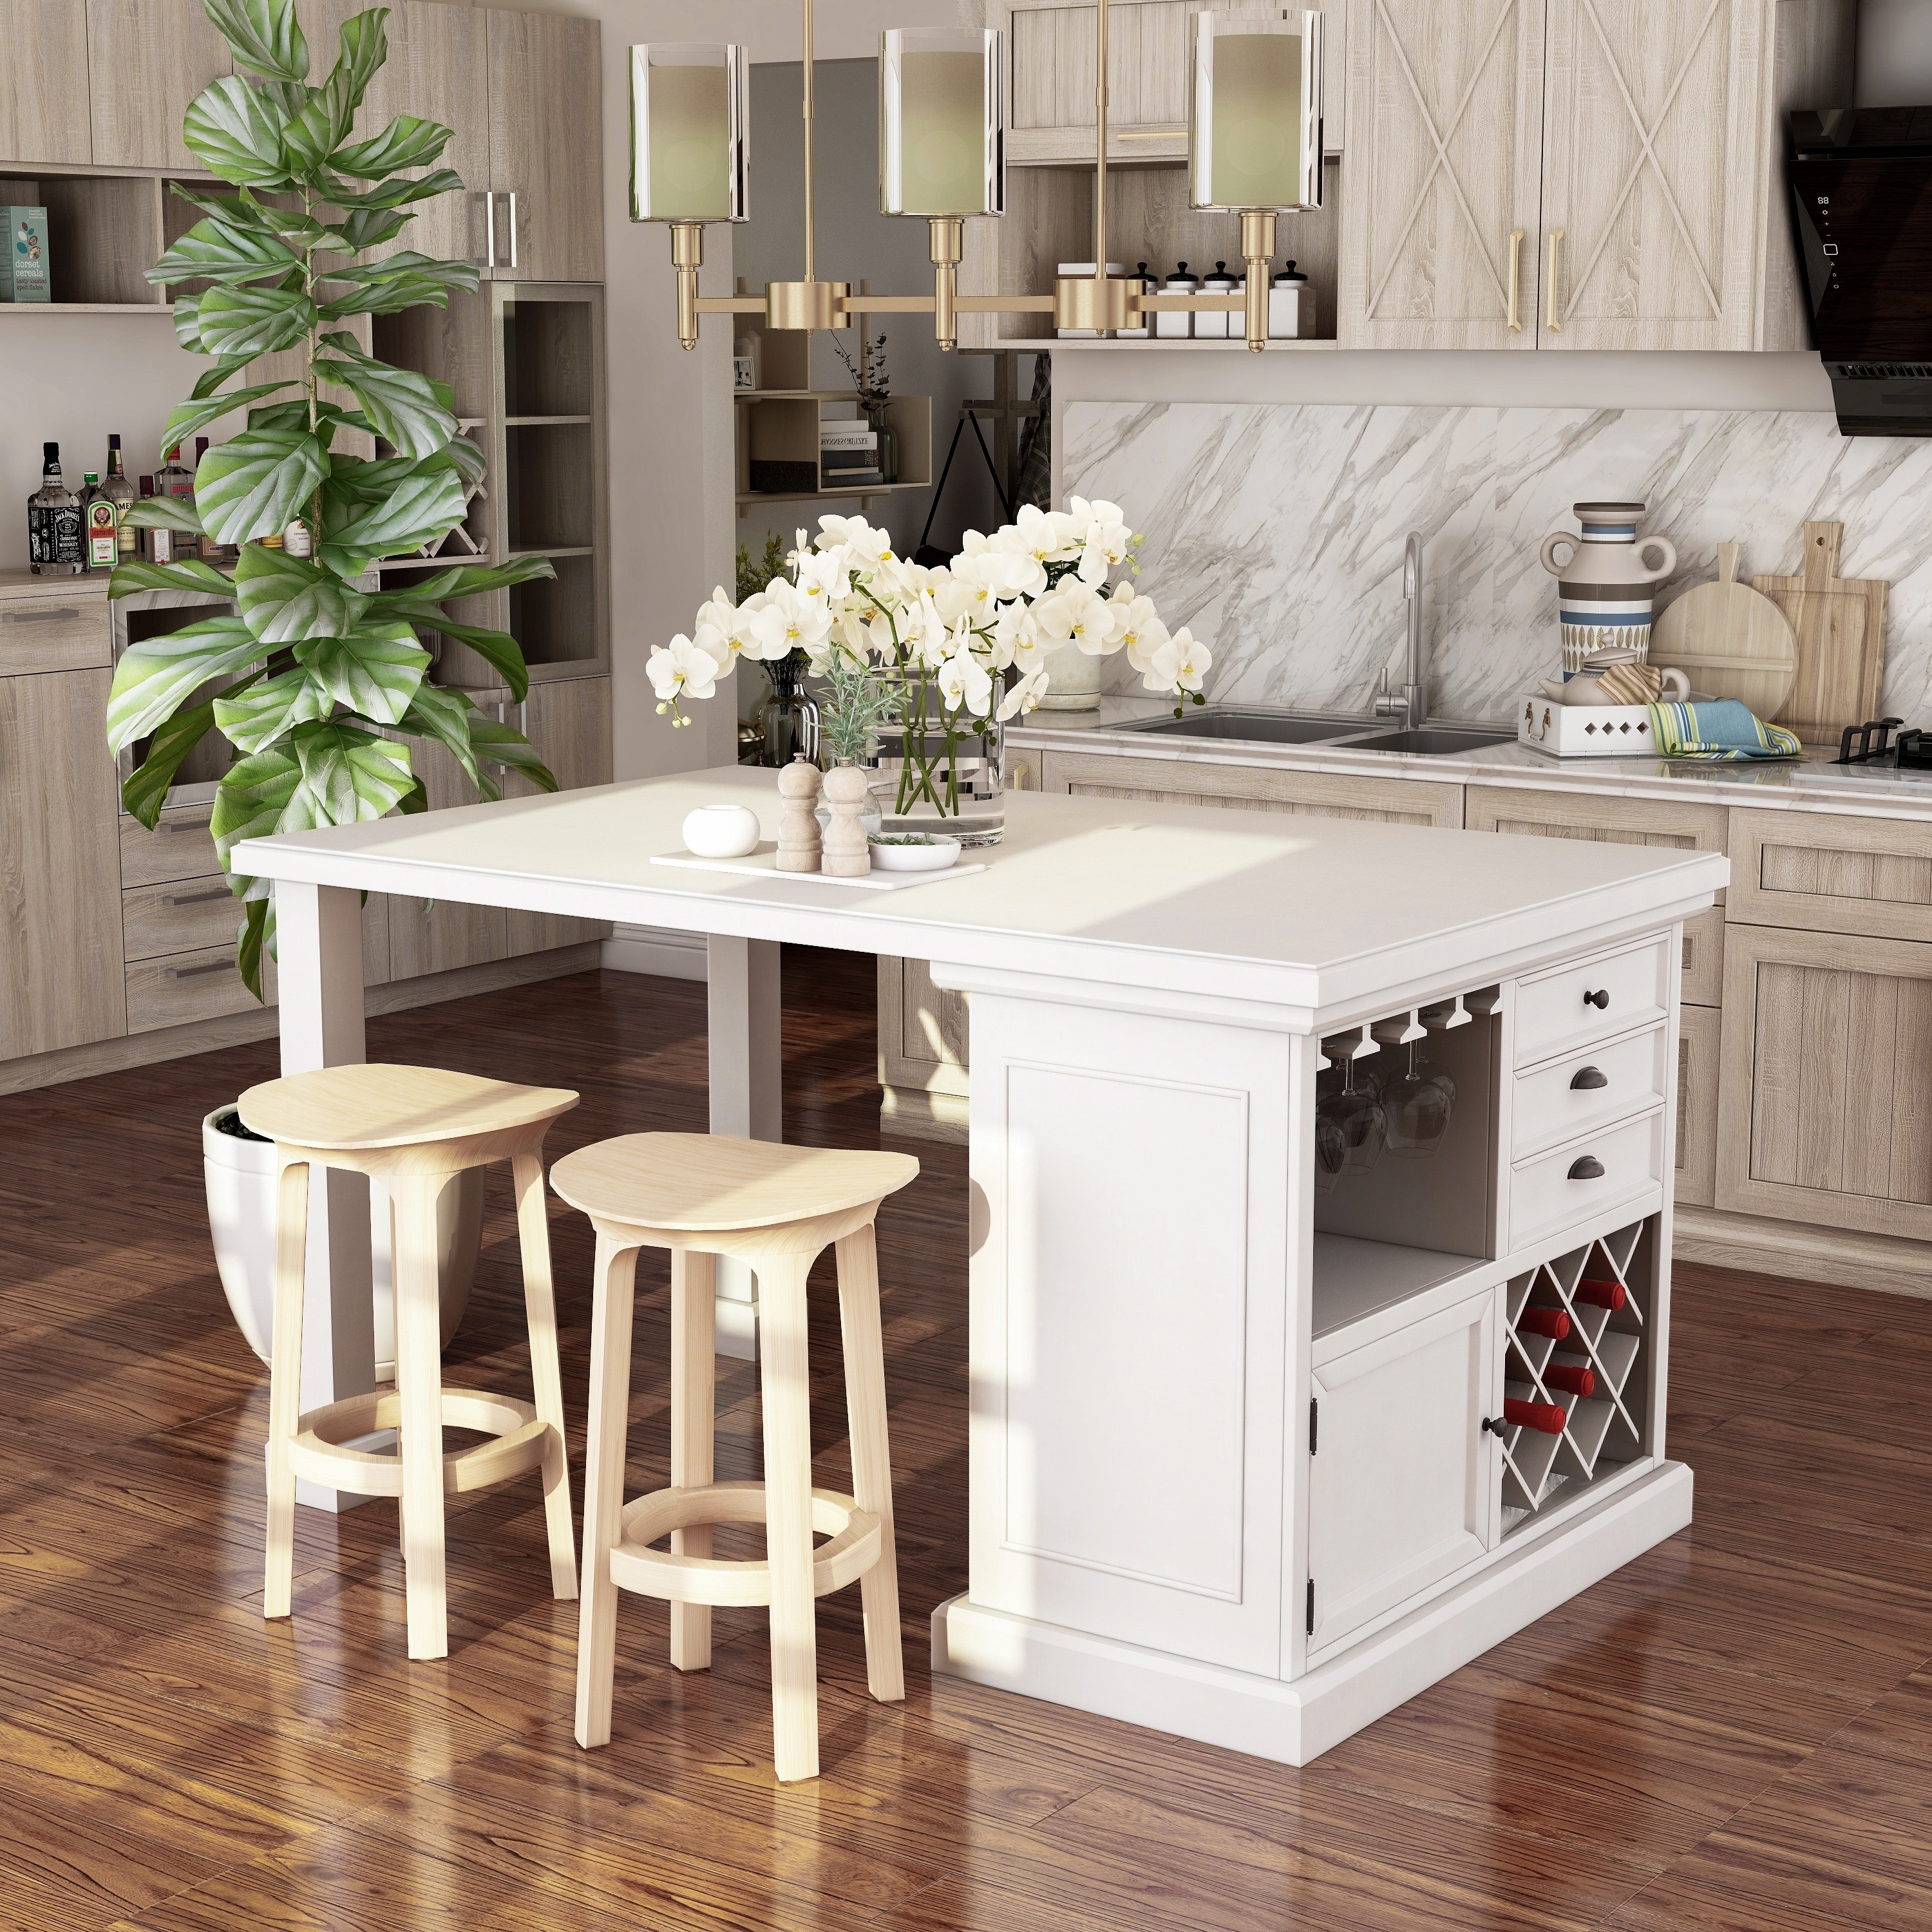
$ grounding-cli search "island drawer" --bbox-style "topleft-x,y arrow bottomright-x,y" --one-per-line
122,876 -> 238,963
1514,935 -> 1670,1070
1511,1023 -> 1669,1160
1507,1109 -> 1665,1254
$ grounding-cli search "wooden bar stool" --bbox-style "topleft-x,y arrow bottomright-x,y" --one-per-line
239,1064 -> 580,1661
551,1132 -> 918,1783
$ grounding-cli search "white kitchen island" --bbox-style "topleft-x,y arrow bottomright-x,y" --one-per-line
240,764 -> 1727,1766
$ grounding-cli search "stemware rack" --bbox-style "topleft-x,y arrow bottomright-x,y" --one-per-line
1317,987 -> 1501,1069
1498,1217 -> 1650,1530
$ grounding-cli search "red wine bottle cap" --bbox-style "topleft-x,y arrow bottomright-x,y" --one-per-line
1504,1397 -> 1567,1436
1519,1307 -> 1571,1340
1577,1278 -> 1627,1311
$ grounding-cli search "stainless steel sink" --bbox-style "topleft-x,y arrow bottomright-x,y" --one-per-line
1345,726 -> 1517,755
1108,708 -> 1367,746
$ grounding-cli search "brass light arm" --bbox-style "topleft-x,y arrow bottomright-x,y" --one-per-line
694,296 -> 768,315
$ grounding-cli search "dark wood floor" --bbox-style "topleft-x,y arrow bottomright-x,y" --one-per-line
3,951 -> 1931,1931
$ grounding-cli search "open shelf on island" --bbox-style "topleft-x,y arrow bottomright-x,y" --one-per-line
1312,1236 -> 1488,1341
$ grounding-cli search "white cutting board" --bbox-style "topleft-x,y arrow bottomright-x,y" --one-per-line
652,845 -> 987,891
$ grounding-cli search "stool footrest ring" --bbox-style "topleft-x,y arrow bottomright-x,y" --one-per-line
607,1481 -> 882,1607
286,1388 -> 551,1499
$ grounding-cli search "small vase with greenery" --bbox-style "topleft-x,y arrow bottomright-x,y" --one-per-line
106,0 -> 556,998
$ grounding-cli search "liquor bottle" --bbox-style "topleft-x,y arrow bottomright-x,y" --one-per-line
1517,1307 -> 1571,1341
194,437 -> 223,561
137,476 -> 175,565
79,471 -> 117,570
104,433 -> 137,558
26,441 -> 82,575
156,442 -> 194,511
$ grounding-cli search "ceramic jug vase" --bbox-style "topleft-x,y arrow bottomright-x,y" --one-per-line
1540,502 -> 1676,676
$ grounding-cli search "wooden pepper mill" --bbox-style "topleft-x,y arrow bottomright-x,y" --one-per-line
776,756 -> 822,873
820,762 -> 872,878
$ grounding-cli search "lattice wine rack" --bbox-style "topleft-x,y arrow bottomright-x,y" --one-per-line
1498,1217 -> 1650,1529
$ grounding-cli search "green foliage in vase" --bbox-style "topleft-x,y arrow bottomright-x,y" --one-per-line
735,532 -> 789,607
816,650 -> 904,764
104,0 -> 557,999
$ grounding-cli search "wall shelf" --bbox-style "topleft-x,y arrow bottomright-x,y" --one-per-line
1008,336 -> 1339,352
503,414 -> 592,427
0,301 -> 172,316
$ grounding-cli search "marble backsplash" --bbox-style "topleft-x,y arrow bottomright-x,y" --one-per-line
1062,401 -> 1932,724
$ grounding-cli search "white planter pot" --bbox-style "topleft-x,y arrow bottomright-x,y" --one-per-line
203,1106 -> 484,1379
1037,635 -> 1103,710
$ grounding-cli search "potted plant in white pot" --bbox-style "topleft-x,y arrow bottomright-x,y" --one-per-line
112,0 -> 558,1363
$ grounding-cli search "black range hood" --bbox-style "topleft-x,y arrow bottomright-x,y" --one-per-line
1789,108 -> 1932,436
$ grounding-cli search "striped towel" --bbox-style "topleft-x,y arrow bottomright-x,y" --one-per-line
1645,699 -> 1803,761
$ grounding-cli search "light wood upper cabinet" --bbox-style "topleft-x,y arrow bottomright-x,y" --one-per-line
86,0 -> 230,172
486,10 -> 601,282
0,667 -> 127,1059
1337,0 -> 1545,350
0,0 -> 91,164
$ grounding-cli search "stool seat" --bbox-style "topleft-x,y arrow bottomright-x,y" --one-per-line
239,1064 -> 578,1153
551,1132 -> 917,1233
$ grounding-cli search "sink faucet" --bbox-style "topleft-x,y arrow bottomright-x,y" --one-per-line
1372,531 -> 1426,729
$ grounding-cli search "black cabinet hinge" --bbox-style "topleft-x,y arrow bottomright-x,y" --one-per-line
1305,1578 -> 1315,1635
1309,1397 -> 1318,1454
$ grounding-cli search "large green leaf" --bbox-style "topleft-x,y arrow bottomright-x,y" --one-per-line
107,556 -> 233,600
106,617 -> 267,754
121,696 -> 219,828
212,744 -> 305,873
317,462 -> 466,574
122,495 -> 204,536
294,620 -> 430,724
191,352 -> 260,401
319,263 -> 470,319
168,180 -> 258,229
147,216 -> 301,288
370,554 -> 554,611
233,542 -> 367,643
331,115 -> 452,180
312,349 -> 455,458
193,426 -> 330,545
184,75 -> 292,187
204,0 -> 309,84
397,682 -> 493,797
332,205 -> 409,252
236,892 -> 273,1002
320,166 -> 463,211
469,714 -> 558,793
283,65 -> 357,171
174,296 -> 206,353
194,283 -> 313,359
213,665 -> 332,753
332,8 -> 391,116
415,618 -> 531,703
163,380 -> 296,451
290,719 -> 416,823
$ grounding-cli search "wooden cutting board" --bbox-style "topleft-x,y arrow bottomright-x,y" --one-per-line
1648,542 -> 1799,715
1752,522 -> 1889,746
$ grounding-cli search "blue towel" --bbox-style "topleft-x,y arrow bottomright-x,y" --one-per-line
1645,699 -> 1803,761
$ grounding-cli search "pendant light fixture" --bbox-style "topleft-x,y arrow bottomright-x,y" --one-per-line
630,3 -> 1323,355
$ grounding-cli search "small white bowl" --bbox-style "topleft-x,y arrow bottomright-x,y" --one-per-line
683,804 -> 762,858
867,834 -> 962,873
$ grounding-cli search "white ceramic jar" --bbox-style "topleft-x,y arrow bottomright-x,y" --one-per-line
683,803 -> 762,857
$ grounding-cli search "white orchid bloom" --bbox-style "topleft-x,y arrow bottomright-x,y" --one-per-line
794,544 -> 851,610
647,633 -> 721,726
936,643 -> 994,715
817,514 -> 895,567
1109,583 -> 1171,677
952,545 -> 1042,618
1007,502 -> 1083,573
902,590 -> 954,671
749,578 -> 834,661
1145,625 -> 1211,695
997,665 -> 1050,721
991,600 -> 1043,672
1074,500 -> 1135,585
1035,579 -> 1122,656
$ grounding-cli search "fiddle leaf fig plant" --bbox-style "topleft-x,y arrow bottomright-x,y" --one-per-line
106,0 -> 557,999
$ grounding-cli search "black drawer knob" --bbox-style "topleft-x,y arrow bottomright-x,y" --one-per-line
1570,1065 -> 1608,1090
1567,1155 -> 1605,1180
1481,1416 -> 1506,1436
1583,988 -> 1610,1010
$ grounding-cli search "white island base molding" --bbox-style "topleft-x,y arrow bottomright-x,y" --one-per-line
934,1461 -> 1690,1766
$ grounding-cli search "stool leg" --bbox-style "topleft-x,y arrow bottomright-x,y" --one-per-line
263,1155 -> 310,1620
757,1247 -> 819,1783
393,1173 -> 450,1662
670,1247 -> 717,1672
835,1223 -> 904,1704
575,1233 -> 639,1749
512,1152 -> 578,1602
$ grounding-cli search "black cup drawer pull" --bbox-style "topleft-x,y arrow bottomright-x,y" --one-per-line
1569,1065 -> 1608,1090
1582,987 -> 1610,1010
1567,1154 -> 1605,1180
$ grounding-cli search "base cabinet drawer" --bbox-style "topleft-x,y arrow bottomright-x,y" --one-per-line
0,592 -> 111,672
122,876 -> 238,961
1515,936 -> 1671,1070
1512,1024 -> 1668,1160
120,806 -> 221,889
127,947 -> 273,1032
1508,1110 -> 1665,1255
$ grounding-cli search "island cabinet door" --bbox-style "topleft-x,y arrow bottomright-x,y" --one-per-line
1305,1285 -> 1501,1658
966,990 -> 1296,1676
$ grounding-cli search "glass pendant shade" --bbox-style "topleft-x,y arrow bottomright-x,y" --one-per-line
880,28 -> 1005,217
629,43 -> 749,223
1189,9 -> 1324,213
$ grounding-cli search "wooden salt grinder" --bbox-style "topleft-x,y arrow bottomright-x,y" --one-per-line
820,764 -> 872,878
776,757 -> 823,873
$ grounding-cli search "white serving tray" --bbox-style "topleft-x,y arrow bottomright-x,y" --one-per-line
1517,693 -> 1662,758
652,844 -> 987,891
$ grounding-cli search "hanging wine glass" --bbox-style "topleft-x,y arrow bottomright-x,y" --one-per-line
1383,1040 -> 1452,1158
1313,1112 -> 1345,1195
1317,1051 -> 1386,1171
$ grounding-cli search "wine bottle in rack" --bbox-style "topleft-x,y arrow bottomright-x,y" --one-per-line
1518,1307 -> 1571,1341
1504,1397 -> 1567,1435
1544,1363 -> 1596,1397
1577,1278 -> 1627,1311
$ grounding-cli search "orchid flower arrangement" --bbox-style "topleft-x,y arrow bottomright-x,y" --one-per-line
648,501 -> 1209,817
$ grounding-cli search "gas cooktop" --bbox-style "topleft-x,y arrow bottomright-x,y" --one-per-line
1790,718 -> 1932,788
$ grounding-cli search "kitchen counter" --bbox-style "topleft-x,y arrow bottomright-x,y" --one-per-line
243,767 -> 1723,1767
1008,696 -> 1932,822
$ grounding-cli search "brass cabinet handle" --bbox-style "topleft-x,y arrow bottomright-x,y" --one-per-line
1546,228 -> 1564,332
1507,228 -> 1524,332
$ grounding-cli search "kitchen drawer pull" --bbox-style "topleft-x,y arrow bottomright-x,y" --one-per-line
1582,987 -> 1610,1010
3,607 -> 80,623
1569,1065 -> 1608,1090
159,815 -> 214,833
164,959 -> 235,982
161,887 -> 230,908
506,189 -> 518,270
1567,1154 -> 1605,1180
1506,227 -> 1524,332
